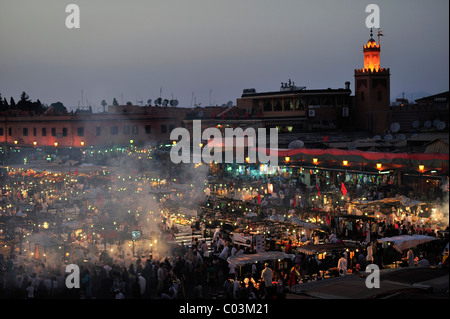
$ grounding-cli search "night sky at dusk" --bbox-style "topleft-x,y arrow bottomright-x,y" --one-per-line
0,0 -> 448,110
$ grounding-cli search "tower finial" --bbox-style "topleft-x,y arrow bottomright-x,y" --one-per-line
370,28 -> 373,38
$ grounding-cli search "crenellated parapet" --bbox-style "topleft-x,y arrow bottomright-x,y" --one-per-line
354,68 -> 390,75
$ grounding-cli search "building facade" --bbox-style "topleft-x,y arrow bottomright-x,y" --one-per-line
0,105 -> 190,148
235,82 -> 353,133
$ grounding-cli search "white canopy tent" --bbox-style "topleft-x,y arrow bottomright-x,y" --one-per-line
227,251 -> 295,267
377,234 -> 438,253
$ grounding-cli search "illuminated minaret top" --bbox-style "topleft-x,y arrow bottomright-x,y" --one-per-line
363,28 -> 381,71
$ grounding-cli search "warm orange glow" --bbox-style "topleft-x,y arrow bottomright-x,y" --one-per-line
363,39 -> 381,71
245,157 -> 250,163
14,140 -> 18,145
343,160 -> 348,166
313,158 -> 318,164
285,157 -> 290,163
419,164 -> 425,172
364,41 -> 380,50
33,141 -> 37,146
364,52 -> 380,71
376,163 -> 382,170
54,142 -> 58,147
81,141 -> 85,146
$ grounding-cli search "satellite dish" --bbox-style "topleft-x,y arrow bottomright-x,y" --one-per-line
396,134 -> 406,141
147,99 -> 152,105
288,140 -> 304,149
384,134 -> 393,141
226,101 -> 233,107
433,119 -> 440,127
197,111 -> 204,118
390,122 -> 400,133
436,121 -> 446,130
424,121 -> 432,129
172,99 -> 179,107
412,120 -> 420,129
373,135 -> 381,140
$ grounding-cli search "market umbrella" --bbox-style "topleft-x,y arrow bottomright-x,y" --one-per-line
377,234 -> 438,253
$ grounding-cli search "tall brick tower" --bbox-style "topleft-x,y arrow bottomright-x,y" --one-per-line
354,29 -> 390,135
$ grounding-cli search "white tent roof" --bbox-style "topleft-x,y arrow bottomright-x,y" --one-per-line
377,234 -> 438,253
227,251 -> 295,266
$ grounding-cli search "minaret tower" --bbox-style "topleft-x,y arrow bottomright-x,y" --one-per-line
354,28 -> 390,135
364,28 -> 381,71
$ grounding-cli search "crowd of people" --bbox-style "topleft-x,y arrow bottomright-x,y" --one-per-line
0,149 -> 448,299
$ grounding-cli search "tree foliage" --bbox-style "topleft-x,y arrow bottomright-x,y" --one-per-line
0,91 -> 48,114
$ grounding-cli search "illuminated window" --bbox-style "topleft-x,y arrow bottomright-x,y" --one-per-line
285,100 -> 294,111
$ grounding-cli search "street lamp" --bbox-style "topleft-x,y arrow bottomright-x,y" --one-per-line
313,158 -> 318,165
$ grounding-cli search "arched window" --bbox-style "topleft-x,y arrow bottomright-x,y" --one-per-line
274,99 -> 282,111
295,98 -> 304,110
377,91 -> 382,102
284,99 -> 293,111
263,100 -> 272,112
